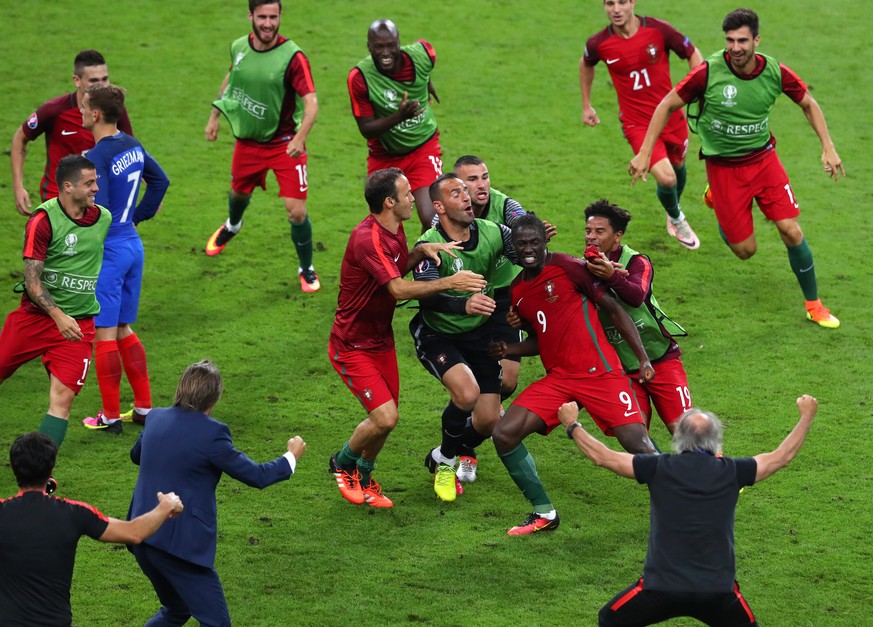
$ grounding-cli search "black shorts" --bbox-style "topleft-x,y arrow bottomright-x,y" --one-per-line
409,314 -> 502,394
600,578 -> 757,626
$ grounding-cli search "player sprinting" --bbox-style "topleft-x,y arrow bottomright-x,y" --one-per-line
581,0 -> 703,249
79,85 -> 169,432
629,8 -> 844,328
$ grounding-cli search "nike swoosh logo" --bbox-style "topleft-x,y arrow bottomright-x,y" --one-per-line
61,130 -> 77,136
623,410 -> 638,418
394,254 -> 400,262
606,58 -> 620,65
799,265 -> 814,273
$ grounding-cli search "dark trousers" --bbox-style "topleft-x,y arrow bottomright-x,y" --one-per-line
599,578 -> 758,627
131,543 -> 231,627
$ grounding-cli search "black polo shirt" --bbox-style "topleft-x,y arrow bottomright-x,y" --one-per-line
0,491 -> 109,626
634,453 -> 757,592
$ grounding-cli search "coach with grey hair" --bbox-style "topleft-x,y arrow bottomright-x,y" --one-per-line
558,395 -> 818,626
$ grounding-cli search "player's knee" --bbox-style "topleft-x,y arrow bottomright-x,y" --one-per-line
491,422 -> 519,453
451,389 -> 480,411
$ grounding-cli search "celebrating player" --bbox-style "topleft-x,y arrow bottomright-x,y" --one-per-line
11,50 -> 133,216
584,199 -> 692,433
581,0 -> 703,249
328,168 -> 486,509
491,213 -> 656,535
413,173 -> 518,502
629,8 -> 844,328
0,156 -> 110,449
205,0 -> 321,293
79,85 -> 170,432
348,19 -> 443,231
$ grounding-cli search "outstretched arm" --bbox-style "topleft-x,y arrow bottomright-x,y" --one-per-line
628,89 -> 686,184
597,292 -> 654,382
753,395 -> 818,482
99,492 -> 184,544
286,92 -> 318,158
24,258 -> 82,341
797,92 -> 845,181
559,402 -> 635,478
11,127 -> 33,216
205,72 -> 230,141
579,61 -> 600,127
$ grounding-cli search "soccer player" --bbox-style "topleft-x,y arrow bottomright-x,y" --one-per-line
348,19 -> 443,232
0,432 -> 183,626
11,50 -> 133,216
79,85 -> 170,432
559,396 -> 817,625
412,173 -> 518,502
629,8 -> 844,329
205,0 -> 321,293
449,155 -> 558,483
0,155 -> 110,449
328,168 -> 486,509
581,0 -> 703,250
584,199 -> 692,433
490,213 -> 656,535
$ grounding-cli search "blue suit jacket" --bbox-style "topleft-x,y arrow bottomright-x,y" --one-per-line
127,406 -> 292,568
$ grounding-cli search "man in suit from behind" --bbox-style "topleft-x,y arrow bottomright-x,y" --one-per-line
127,359 -> 307,626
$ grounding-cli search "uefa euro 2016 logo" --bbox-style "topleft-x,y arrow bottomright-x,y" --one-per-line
721,84 -> 738,107
63,233 -> 78,256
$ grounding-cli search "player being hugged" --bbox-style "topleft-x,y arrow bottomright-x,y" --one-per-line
490,213 -> 657,535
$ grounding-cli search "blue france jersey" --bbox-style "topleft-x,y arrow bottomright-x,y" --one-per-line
87,132 -> 170,242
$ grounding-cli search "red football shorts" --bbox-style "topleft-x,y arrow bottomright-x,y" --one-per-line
231,140 -> 308,199
328,341 -> 400,413
513,369 -> 644,436
367,134 -> 442,192
624,111 -> 689,167
705,149 -> 799,244
631,357 -> 691,429
0,307 -> 95,393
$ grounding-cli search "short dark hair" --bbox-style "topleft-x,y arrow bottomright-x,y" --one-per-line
86,84 -> 125,124
429,172 -> 462,203
584,199 -> 632,234
174,360 -> 223,413
364,168 -> 404,214
453,155 -> 485,170
56,155 -> 96,189
723,8 -> 759,37
10,433 -> 57,489
249,0 -> 281,12
511,212 -> 547,241
74,50 -> 106,76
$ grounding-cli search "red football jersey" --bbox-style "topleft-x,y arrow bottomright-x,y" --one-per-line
21,93 -> 133,201
584,16 -> 695,129
330,214 -> 407,352
510,253 -> 622,377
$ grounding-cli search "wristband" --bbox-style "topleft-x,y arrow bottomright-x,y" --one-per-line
566,422 -> 582,439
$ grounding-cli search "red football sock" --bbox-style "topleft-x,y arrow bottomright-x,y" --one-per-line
119,332 -> 151,409
95,340 -> 122,419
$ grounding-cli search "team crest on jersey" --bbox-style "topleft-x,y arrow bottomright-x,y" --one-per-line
646,44 -> 658,61
27,113 -> 38,129
62,233 -> 79,256
544,280 -> 559,303
721,85 -> 738,107
451,258 -> 464,274
363,388 -> 373,401
384,88 -> 398,102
